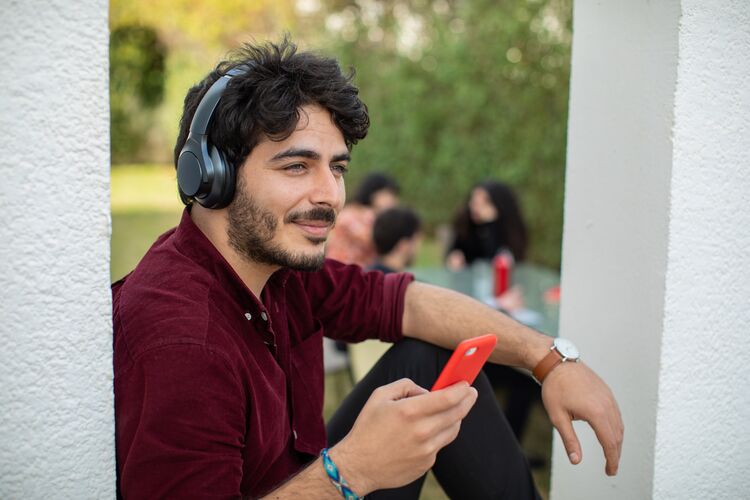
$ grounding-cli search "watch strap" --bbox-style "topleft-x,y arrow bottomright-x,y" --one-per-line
532,348 -> 563,384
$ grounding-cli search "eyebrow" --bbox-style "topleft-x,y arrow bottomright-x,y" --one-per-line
270,148 -> 351,163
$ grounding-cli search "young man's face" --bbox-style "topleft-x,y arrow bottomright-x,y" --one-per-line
226,104 -> 349,271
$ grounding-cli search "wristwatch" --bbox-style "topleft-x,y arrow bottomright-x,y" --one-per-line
532,338 -> 580,384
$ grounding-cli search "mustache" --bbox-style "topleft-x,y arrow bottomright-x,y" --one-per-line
285,207 -> 337,225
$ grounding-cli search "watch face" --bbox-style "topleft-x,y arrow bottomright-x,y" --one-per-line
554,338 -> 580,359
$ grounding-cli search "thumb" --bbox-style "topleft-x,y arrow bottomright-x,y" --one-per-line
552,413 -> 582,465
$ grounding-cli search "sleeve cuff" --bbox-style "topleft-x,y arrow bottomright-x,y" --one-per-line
379,271 -> 415,343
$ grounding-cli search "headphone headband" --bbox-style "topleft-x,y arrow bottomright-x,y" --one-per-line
189,66 -> 248,136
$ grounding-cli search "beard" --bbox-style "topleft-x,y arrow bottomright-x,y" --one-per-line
226,183 -> 335,272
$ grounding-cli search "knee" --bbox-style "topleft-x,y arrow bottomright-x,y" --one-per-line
390,338 -> 450,364
381,338 -> 451,388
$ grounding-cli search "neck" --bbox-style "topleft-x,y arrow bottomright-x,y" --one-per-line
379,252 -> 407,273
190,206 -> 278,298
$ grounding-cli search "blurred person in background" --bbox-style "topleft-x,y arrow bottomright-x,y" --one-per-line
447,179 -> 528,311
447,180 -> 528,269
370,206 -> 422,275
112,38 -> 622,500
325,172 -> 399,267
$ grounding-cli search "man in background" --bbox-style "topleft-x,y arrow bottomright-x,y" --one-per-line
370,206 -> 422,275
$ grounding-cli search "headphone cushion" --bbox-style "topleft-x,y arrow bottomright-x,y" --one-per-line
207,146 -> 235,208
176,150 -> 204,198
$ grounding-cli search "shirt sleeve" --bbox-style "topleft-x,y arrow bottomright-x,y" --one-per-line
116,344 -> 246,499
301,259 -> 414,343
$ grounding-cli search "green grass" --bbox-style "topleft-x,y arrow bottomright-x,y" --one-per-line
111,163 -> 183,213
110,164 -> 183,281
413,237 -> 442,268
111,211 -> 182,281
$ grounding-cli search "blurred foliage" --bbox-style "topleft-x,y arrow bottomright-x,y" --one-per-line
110,25 -> 167,163
315,0 -> 572,268
110,0 -> 304,164
110,0 -> 571,268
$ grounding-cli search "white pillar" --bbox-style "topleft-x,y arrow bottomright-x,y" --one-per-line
553,1 -> 750,498
0,1 -> 114,497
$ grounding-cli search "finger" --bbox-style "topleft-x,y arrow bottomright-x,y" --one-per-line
417,386 -> 477,437
592,413 -> 621,476
429,421 -> 463,451
417,395 -> 469,441
550,412 -> 582,465
612,404 -> 624,470
376,378 -> 428,402
598,397 -> 624,476
409,383 -> 477,415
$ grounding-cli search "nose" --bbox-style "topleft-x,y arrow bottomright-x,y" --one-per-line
311,167 -> 344,210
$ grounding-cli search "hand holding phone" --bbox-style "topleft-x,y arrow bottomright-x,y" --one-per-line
431,334 -> 497,391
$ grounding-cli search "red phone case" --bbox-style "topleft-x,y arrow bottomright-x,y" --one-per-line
431,334 -> 497,391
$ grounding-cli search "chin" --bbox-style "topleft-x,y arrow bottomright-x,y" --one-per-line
304,236 -> 328,245
288,253 -> 326,272
284,242 -> 327,271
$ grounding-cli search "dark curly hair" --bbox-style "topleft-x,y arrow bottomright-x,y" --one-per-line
353,172 -> 400,206
373,206 -> 421,256
173,36 -> 370,202
451,180 -> 528,262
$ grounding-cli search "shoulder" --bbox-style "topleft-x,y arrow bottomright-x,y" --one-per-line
113,243 -> 224,360
297,259 -> 412,303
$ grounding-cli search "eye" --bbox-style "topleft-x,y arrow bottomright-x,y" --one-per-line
284,163 -> 306,173
331,164 -> 349,176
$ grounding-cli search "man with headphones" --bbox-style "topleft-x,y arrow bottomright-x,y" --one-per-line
112,38 -> 623,499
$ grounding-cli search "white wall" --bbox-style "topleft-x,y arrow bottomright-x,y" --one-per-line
653,1 -> 750,498
0,1 -> 114,497
554,0 -> 750,498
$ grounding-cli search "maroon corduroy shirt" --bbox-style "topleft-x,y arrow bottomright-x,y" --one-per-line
113,209 -> 413,498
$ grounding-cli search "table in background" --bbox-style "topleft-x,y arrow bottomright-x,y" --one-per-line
348,262 -> 561,382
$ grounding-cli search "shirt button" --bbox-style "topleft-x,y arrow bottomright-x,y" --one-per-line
261,311 -> 268,321
293,429 -> 298,440
244,312 -> 252,321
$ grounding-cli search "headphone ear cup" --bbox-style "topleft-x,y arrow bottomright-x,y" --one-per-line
205,145 -> 235,208
176,140 -> 206,201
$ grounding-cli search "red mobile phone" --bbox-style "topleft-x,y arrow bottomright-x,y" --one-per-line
431,334 -> 497,391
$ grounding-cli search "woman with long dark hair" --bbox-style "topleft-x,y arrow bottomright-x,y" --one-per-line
447,180 -> 528,269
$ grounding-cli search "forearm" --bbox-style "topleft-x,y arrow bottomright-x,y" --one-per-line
401,281 -> 552,370
261,455 -> 353,499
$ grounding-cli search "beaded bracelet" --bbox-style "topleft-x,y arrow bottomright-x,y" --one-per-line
320,448 -> 363,500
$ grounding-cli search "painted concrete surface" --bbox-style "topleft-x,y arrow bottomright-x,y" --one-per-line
553,1 -> 750,498
653,1 -> 750,498
0,0 -> 114,497
552,1 -> 680,498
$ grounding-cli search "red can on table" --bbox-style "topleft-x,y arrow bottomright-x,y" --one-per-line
493,251 -> 514,297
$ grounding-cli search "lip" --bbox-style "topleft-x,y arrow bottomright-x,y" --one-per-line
293,221 -> 332,238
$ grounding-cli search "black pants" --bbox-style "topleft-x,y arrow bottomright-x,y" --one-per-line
482,364 -> 542,440
327,339 -> 541,499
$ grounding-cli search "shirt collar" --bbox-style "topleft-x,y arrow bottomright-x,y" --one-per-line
171,207 -> 292,312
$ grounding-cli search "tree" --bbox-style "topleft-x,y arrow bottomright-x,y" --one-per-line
110,25 -> 166,163
317,0 -> 572,267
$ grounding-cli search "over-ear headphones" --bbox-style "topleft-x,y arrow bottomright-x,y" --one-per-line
177,65 -> 249,209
